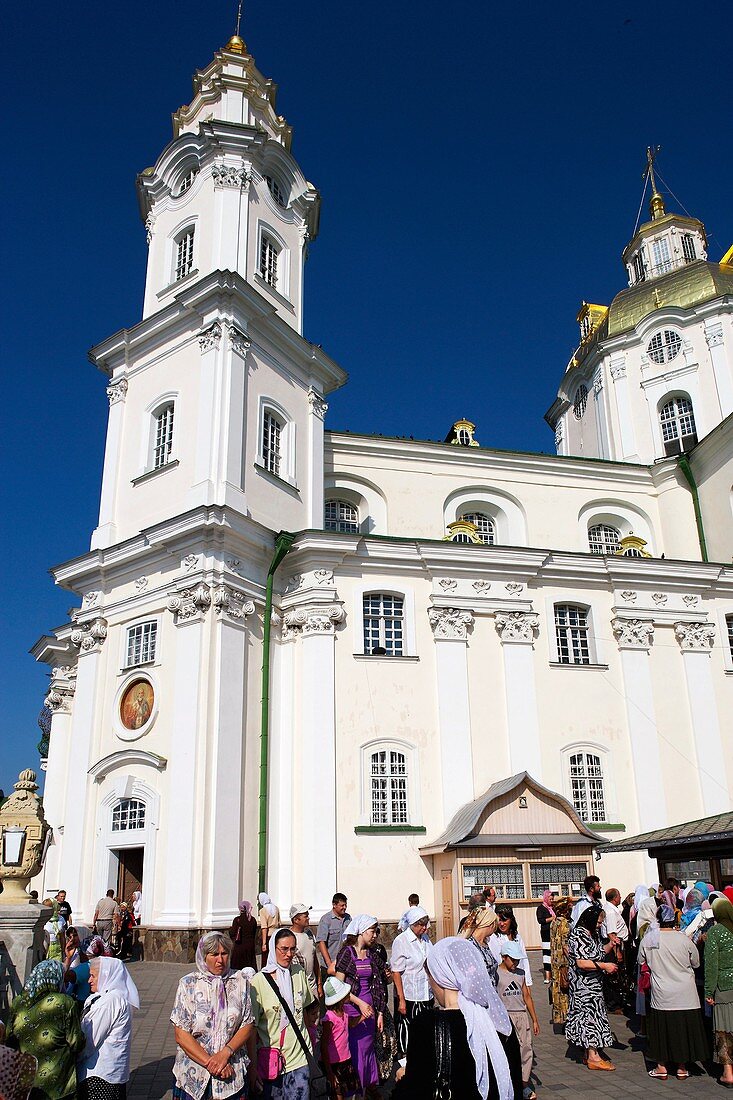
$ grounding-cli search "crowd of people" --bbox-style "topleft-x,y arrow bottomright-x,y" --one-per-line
2,876 -> 733,1100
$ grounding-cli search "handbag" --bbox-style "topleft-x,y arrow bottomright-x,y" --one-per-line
558,965 -> 569,993
638,962 -> 651,994
263,973 -> 332,1098
256,1027 -> 286,1080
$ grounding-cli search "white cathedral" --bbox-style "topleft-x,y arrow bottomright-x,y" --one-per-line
33,34 -> 733,951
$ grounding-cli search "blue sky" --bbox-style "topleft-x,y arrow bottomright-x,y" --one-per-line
1,1 -> 731,793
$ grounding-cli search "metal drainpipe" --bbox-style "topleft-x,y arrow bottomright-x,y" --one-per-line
259,531 -> 296,895
678,453 -> 708,563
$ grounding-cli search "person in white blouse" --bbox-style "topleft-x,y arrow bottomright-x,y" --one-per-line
390,906 -> 432,1056
490,907 -> 534,988
78,957 -> 139,1100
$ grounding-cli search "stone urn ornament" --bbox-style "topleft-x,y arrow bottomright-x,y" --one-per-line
0,770 -> 49,904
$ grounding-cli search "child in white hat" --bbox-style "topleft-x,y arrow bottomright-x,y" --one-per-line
321,976 -> 361,1099
497,941 -> 540,1100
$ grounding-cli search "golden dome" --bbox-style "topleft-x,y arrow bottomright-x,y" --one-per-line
225,34 -> 246,54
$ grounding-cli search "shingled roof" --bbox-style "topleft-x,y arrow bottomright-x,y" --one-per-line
601,811 -> 733,854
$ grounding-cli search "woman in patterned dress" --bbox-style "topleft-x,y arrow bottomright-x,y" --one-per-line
335,915 -> 389,1100
565,904 -> 619,1071
549,897 -> 572,1028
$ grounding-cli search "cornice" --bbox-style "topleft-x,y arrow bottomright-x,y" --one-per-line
688,411 -> 733,480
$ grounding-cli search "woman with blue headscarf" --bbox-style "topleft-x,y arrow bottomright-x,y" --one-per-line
5,959 -> 85,1100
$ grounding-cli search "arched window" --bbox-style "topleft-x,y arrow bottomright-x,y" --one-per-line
111,798 -> 146,832
451,532 -> 473,544
153,403 -> 175,469
573,384 -> 588,420
265,174 -> 288,208
325,499 -> 359,533
588,524 -> 620,555
569,752 -> 606,823
461,512 -> 495,545
259,232 -> 281,288
370,749 -> 408,825
659,395 -> 697,456
363,594 -> 403,656
262,409 -> 283,475
174,227 -> 195,281
554,604 -> 591,665
176,169 -> 197,196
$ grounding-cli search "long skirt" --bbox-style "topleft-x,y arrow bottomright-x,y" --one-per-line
78,1080 -> 127,1100
347,1012 -> 378,1089
395,998 -> 432,1057
262,1066 -> 309,1100
647,1008 -> 709,1065
565,975 -> 613,1049
541,939 -> 551,973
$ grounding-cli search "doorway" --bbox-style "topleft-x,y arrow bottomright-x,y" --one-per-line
116,847 -> 144,904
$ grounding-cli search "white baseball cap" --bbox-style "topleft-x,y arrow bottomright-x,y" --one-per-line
289,902 -> 312,920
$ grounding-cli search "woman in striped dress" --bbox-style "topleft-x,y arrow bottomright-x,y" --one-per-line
535,892 -> 555,985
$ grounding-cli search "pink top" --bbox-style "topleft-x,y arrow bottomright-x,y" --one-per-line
323,1008 -> 350,1064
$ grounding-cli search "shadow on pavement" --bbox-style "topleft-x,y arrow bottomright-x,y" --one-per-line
128,1055 -> 175,1100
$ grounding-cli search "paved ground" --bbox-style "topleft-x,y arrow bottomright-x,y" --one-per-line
127,954 -> 727,1099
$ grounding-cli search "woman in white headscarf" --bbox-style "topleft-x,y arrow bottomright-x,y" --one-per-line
170,932 -> 253,1100
77,957 -> 140,1100
335,916 -> 390,1099
257,892 -> 281,967
636,895 -> 661,1022
393,936 -> 522,1099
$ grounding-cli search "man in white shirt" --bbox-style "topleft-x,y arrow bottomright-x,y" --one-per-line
390,906 -> 432,1056
603,887 -> 630,1013
602,888 -> 628,944
570,874 -> 603,926
290,903 -> 322,998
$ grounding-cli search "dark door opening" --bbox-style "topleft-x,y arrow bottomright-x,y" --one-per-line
116,847 -> 144,904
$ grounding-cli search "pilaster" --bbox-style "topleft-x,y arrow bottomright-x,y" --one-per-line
92,379 -> 128,550
428,607 -> 475,824
494,612 -> 541,774
674,621 -> 729,814
705,322 -> 733,419
609,354 -> 637,460
306,388 -> 327,529
188,323 -> 223,508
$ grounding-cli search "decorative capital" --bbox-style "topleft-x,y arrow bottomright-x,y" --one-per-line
612,617 -> 654,650
705,325 -> 724,348
211,584 -> 256,622
212,162 -> 251,189
282,604 -> 345,639
307,388 -> 328,420
593,373 -> 603,396
674,621 -> 715,652
45,666 -> 77,713
198,322 -> 222,353
495,611 -> 539,644
428,607 -> 474,640
228,324 -> 250,357
610,361 -> 626,381
167,583 -> 212,624
145,212 -> 155,245
106,378 -> 128,406
70,617 -> 108,654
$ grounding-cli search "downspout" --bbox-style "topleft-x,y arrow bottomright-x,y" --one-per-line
678,453 -> 708,563
259,530 -> 296,894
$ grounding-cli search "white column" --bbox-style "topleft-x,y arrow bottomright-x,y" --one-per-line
268,630 -> 297,907
428,608 -> 475,824
593,374 -> 608,459
159,585 -> 211,926
58,620 -> 108,903
494,612 -> 542,775
705,323 -> 733,419
221,326 -> 251,500
188,324 -> 223,509
306,389 -> 327,529
203,588 -> 254,925
611,619 -> 667,833
610,356 -> 637,460
41,668 -> 77,890
285,604 -> 345,912
91,379 -> 128,550
674,622 -> 730,814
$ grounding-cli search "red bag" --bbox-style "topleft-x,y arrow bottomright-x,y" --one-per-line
638,963 -> 651,994
257,1028 -> 286,1080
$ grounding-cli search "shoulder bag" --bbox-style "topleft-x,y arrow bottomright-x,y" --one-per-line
263,973 -> 331,1098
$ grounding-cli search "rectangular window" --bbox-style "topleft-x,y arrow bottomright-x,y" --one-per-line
370,750 -> 408,825
632,252 -> 646,284
555,604 -> 590,664
175,229 -> 195,280
363,594 -> 404,656
259,234 -> 279,288
262,410 -> 282,475
530,863 -> 587,898
462,864 -> 525,901
125,622 -> 157,668
652,236 -> 672,275
681,233 -> 697,262
154,404 -> 174,469
569,752 -> 606,822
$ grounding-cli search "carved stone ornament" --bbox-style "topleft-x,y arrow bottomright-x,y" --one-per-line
438,579 -> 458,592
612,617 -> 655,650
314,569 -> 334,586
620,590 -> 637,604
610,361 -> 627,381
652,592 -> 668,606
307,388 -> 328,420
472,580 -> 492,595
106,378 -> 128,406
44,666 -> 77,714
82,591 -> 101,608
228,324 -> 250,357
211,162 -> 251,189
593,373 -> 603,396
145,212 -> 155,245
554,422 -> 563,448
70,617 -> 108,653
282,604 -> 346,639
211,584 -> 255,621
683,594 -> 699,607
286,574 -> 302,593
182,554 -> 200,573
494,611 -> 540,644
428,607 -> 475,640
134,576 -> 148,593
705,326 -> 724,348
674,621 -> 716,652
226,558 -> 242,571
0,770 -> 50,904
167,583 -> 212,624
505,583 -> 523,596
198,322 -> 222,353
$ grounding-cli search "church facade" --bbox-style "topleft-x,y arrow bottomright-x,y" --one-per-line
33,36 -> 733,944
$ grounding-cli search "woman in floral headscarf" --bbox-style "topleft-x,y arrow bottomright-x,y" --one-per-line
171,932 -> 253,1100
228,901 -> 258,971
6,959 -> 85,1100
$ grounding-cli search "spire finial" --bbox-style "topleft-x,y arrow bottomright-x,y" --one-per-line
646,145 -> 665,220
235,0 -> 243,37
225,0 -> 246,53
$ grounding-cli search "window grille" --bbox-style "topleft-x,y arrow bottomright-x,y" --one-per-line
451,532 -> 473,544
370,750 -> 408,825
363,594 -> 404,656
462,864 -> 525,901
462,512 -> 495,545
588,524 -> 621,555
530,863 -> 588,897
153,404 -> 174,469
457,428 -> 471,445
178,170 -> 195,195
262,410 -> 282,475
632,252 -> 646,284
681,234 -> 697,262
659,396 -> 697,455
111,798 -> 146,832
727,615 -> 733,662
648,330 -> 682,364
125,622 -> 157,668
652,236 -> 673,275
265,175 -> 287,208
175,229 -> 195,280
259,234 -> 279,287
555,604 -> 591,664
573,384 -> 588,420
569,752 -> 606,822
324,499 -> 359,533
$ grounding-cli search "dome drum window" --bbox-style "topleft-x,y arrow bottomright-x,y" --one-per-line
325,499 -> 359,533
265,175 -> 288,208
573,384 -> 588,420
176,169 -> 197,196
461,512 -> 495,545
588,524 -> 620,555
647,329 -> 682,365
